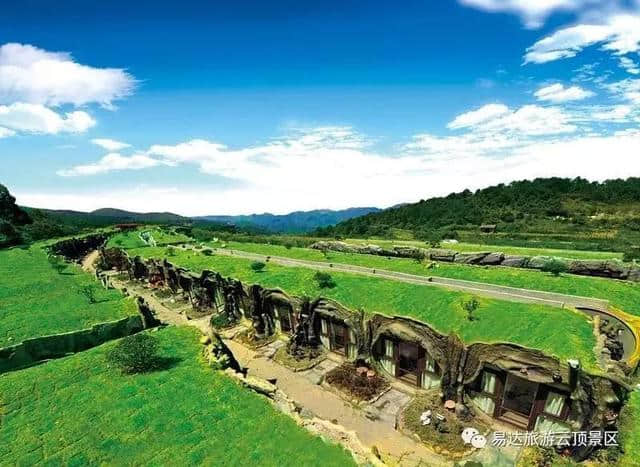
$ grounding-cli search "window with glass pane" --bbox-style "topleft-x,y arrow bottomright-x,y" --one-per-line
543,391 -> 566,417
481,371 -> 496,395
381,338 -> 396,375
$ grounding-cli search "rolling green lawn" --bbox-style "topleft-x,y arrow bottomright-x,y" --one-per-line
128,246 -> 599,373
107,228 -> 191,249
344,238 -> 624,261
0,246 -> 137,347
202,240 -> 640,316
620,390 -> 640,467
0,326 -> 354,466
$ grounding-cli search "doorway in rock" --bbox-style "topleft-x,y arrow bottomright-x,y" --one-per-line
500,374 -> 538,429
274,306 -> 295,335
397,341 -> 420,385
376,337 -> 441,389
470,368 -> 572,431
318,316 -> 357,359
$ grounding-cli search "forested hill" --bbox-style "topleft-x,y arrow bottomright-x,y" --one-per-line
196,207 -> 381,233
316,178 -> 640,245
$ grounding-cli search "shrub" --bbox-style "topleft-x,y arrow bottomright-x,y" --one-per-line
250,261 -> 266,272
201,248 -> 214,256
77,284 -> 98,304
314,271 -> 336,289
165,246 -> 177,256
541,258 -> 568,277
106,333 -> 160,374
462,297 -> 479,321
623,246 -> 640,263
47,254 -> 67,274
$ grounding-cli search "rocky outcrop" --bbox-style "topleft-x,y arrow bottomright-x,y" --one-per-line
49,233 -> 108,262
310,241 -> 640,282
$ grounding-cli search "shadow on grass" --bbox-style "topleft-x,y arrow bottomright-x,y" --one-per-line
152,356 -> 182,372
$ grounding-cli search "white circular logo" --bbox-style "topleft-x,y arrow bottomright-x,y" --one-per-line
461,427 -> 479,444
471,434 -> 487,449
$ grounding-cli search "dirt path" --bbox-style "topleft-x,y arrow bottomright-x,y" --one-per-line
226,339 -> 458,466
81,249 -> 100,272
213,247 -> 609,310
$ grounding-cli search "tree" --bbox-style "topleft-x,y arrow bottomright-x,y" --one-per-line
48,254 -> 67,274
250,261 -> 266,272
542,258 -> 568,277
77,284 -> 98,304
314,271 -> 336,289
462,297 -> 479,321
106,333 -> 160,374
623,246 -> 640,263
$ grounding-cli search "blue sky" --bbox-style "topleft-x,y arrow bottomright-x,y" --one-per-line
1,0 -> 640,215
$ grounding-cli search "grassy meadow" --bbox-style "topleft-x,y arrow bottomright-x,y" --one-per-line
127,245 -> 599,373
344,238 -> 624,261
107,228 -> 191,250
619,390 -> 640,467
0,245 -> 137,347
201,240 -> 640,315
0,326 -> 354,466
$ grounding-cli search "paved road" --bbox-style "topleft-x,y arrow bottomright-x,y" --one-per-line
212,247 -> 610,310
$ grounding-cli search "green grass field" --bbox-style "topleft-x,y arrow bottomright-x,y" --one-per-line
107,228 -> 191,249
200,240 -> 640,315
127,245 -> 599,373
0,326 -> 354,466
345,238 -> 624,261
620,390 -> 640,467
0,245 -> 137,347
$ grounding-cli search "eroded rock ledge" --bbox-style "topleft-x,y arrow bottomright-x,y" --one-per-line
310,241 -> 640,281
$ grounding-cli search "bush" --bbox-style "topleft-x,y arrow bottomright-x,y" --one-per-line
462,297 -> 479,321
541,258 -> 568,277
623,246 -> 640,262
48,254 -> 67,274
106,333 -> 160,374
250,261 -> 266,272
314,271 -> 336,289
201,248 -> 214,256
77,284 -> 98,304
165,246 -> 177,257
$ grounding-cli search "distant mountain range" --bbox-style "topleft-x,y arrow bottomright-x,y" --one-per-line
195,207 -> 381,233
30,208 -> 189,225
24,205 -> 381,234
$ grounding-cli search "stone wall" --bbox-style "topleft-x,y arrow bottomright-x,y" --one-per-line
310,241 -> 640,282
49,233 -> 109,262
0,315 -> 144,373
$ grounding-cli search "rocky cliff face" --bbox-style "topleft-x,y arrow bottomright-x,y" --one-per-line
310,241 -> 640,282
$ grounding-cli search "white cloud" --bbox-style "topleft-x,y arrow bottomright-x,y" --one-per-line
0,126 -> 15,138
534,83 -> 595,102
0,43 -> 136,108
447,103 -> 576,135
591,104 -> 633,120
458,0 -> 606,29
0,102 -> 95,134
525,13 -> 640,64
24,128 -> 640,215
91,138 -> 131,151
605,78 -> 640,104
448,103 -> 509,129
619,56 -> 640,74
57,153 -> 168,177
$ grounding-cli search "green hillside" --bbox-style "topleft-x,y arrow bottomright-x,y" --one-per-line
317,177 -> 640,257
